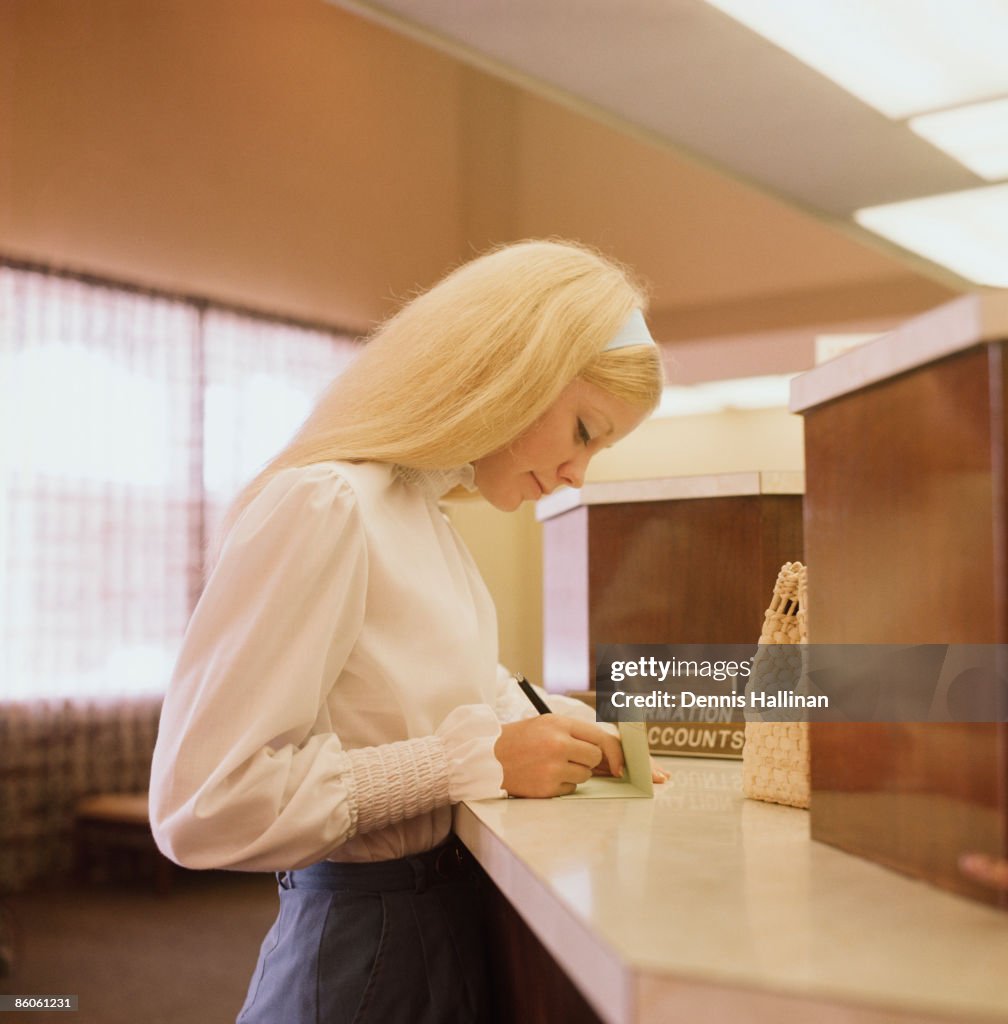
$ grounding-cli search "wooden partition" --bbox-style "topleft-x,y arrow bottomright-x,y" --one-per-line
536,473 -> 804,693
791,292 -> 1008,909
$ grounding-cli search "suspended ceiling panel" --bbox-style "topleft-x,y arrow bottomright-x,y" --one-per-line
330,0 -> 982,219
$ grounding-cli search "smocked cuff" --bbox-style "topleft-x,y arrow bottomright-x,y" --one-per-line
345,735 -> 451,835
436,703 -> 506,802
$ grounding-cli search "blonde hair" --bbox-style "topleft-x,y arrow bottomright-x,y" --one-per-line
214,239 -> 663,557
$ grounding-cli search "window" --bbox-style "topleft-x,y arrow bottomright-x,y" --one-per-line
0,264 -> 358,701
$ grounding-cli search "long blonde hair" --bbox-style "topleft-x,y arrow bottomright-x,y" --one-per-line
214,239 -> 663,556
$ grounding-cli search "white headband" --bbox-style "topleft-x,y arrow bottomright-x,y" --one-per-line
604,308 -> 656,351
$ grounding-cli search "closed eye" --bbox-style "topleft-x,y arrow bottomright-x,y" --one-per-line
577,418 -> 591,446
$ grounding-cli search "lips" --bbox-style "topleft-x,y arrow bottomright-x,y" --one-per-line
531,472 -> 545,497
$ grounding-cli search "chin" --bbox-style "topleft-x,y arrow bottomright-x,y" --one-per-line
497,493 -> 524,512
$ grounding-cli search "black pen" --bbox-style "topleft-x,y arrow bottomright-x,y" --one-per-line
515,673 -> 552,715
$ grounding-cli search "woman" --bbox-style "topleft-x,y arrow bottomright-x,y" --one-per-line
150,239 -> 666,1023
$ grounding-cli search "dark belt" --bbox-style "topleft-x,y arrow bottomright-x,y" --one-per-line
276,835 -> 475,894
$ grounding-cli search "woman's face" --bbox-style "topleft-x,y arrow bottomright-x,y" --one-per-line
473,379 -> 650,511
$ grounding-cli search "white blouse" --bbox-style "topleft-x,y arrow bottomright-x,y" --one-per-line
149,460 -> 596,871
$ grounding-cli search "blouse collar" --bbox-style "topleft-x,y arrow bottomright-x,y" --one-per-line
392,463 -> 477,500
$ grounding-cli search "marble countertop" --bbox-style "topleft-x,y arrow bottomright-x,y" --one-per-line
790,291 -> 1008,414
535,471 -> 804,522
456,758 -> 1008,1024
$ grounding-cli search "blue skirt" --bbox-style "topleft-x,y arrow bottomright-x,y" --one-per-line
236,837 -> 491,1024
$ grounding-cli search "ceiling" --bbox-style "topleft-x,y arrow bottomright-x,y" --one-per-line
330,0 -> 982,289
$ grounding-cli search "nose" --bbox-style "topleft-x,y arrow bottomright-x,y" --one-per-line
558,447 -> 593,489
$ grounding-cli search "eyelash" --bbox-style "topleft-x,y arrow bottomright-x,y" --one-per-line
577,419 -> 591,446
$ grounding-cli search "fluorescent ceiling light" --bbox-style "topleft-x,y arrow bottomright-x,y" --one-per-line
653,375 -> 795,418
856,183 -> 1008,287
703,0 -> 1008,119
910,96 -> 1008,180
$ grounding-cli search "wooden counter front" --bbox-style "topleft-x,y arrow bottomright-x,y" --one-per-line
536,473 -> 804,694
791,292 -> 1008,909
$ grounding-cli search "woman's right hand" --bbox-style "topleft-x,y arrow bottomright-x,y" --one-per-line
493,715 -> 625,798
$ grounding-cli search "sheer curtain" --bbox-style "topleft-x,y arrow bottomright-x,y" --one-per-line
0,267 -> 200,702
0,264 -> 359,702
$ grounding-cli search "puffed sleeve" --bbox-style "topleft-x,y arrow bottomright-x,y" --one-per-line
149,465 -> 502,873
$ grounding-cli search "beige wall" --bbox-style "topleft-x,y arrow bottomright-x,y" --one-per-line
1,0 -> 466,330
589,407 -> 804,480
444,501 -> 543,681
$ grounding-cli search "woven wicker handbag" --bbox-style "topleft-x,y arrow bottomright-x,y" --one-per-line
742,561 -> 810,809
